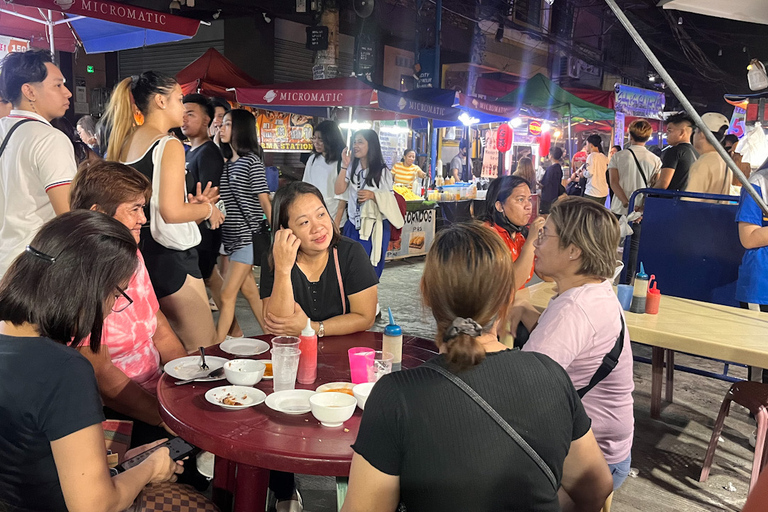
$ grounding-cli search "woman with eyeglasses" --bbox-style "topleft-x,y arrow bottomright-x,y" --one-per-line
480,175 -> 545,289
70,161 -> 190,449
0,210 -> 183,512
512,197 -> 635,495
303,120 -> 348,228
334,129 -> 402,278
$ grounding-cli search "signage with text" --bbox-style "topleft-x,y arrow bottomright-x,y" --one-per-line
0,35 -> 28,60
614,84 -> 665,120
257,111 -> 313,153
305,26 -> 328,51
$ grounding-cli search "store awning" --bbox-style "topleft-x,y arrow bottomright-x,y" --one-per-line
498,73 -> 615,121
658,0 -> 768,26
0,0 -> 200,53
177,48 -> 259,101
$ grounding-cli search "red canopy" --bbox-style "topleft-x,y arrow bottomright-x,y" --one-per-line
176,48 -> 260,101
234,77 -> 375,108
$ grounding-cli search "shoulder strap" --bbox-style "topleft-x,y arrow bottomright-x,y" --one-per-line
333,246 -> 346,315
423,361 -> 558,490
0,119 -> 39,160
627,148 -> 648,187
577,313 -> 625,398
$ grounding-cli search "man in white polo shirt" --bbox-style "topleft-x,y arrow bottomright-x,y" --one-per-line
0,50 -> 76,277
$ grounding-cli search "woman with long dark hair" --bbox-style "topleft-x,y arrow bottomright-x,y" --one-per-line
513,156 -> 537,193
334,129 -> 402,278
303,120 -> 347,227
582,133 -> 609,204
102,71 -> 222,351
0,210 -> 183,511
216,108 -> 271,342
480,175 -> 545,289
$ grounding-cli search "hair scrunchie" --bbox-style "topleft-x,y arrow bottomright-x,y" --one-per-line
444,317 -> 483,342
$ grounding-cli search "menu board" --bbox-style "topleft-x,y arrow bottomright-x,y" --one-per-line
481,128 -> 499,178
378,120 -> 409,169
386,206 -> 436,260
256,111 -> 313,152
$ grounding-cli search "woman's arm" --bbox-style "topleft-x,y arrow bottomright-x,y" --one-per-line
335,148 -> 352,195
739,221 -> 768,249
334,200 -> 347,227
515,217 -> 545,288
153,310 -> 189,361
259,192 -> 272,228
508,299 -> 542,334
52,424 -> 180,512
76,346 -> 163,427
558,429 -> 613,512
158,138 -> 218,224
340,452 -> 400,512
263,229 -> 301,319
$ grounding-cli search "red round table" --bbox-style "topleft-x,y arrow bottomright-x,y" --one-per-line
158,331 -> 436,512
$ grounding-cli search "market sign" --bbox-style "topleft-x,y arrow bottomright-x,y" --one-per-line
376,90 -> 458,122
0,35 -> 28,60
614,84 -> 665,120
481,128 -> 500,179
256,111 -> 313,153
528,120 -> 542,136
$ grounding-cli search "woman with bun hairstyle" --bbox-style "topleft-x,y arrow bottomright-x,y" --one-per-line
102,71 -> 223,350
343,222 -> 613,512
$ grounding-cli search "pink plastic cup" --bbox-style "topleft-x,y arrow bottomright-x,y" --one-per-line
348,348 -> 374,384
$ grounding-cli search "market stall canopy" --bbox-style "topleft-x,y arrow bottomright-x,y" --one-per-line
176,48 -> 259,101
0,0 -> 200,54
498,73 -> 614,121
658,0 -> 768,26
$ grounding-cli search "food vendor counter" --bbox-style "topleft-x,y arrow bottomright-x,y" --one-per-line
385,200 -> 437,260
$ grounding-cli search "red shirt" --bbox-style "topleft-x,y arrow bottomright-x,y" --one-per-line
485,222 -> 533,288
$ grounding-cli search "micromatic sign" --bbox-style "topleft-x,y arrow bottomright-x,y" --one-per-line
79,0 -> 167,24
262,90 -> 346,104
614,84 -> 665,119
376,91 -> 457,121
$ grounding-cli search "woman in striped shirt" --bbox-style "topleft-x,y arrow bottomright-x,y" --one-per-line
392,149 -> 426,189
217,109 -> 272,342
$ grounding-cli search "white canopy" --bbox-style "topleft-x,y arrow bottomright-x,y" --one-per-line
658,0 -> 768,26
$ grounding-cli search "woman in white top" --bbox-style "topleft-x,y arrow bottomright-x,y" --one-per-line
583,133 -> 609,205
303,120 -> 347,227
334,129 -> 396,278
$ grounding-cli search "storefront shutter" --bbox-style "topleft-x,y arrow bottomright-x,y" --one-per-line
118,40 -> 225,79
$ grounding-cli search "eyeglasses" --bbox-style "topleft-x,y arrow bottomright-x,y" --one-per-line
536,229 -> 558,244
112,286 -> 133,313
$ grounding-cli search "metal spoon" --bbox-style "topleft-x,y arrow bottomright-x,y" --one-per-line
199,346 -> 209,371
175,367 -> 224,386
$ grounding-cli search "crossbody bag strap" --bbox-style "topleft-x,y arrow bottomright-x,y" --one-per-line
0,119 -> 38,160
333,246 -> 346,315
577,313 -> 626,398
225,158 -> 263,233
422,362 -> 558,490
627,148 -> 648,187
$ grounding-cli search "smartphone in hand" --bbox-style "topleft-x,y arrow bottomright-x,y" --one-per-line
117,437 -> 197,472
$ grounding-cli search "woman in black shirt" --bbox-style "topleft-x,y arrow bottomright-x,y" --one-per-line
260,181 -> 377,337
342,222 -> 613,512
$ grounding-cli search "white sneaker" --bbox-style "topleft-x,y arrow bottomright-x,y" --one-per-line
275,490 -> 303,512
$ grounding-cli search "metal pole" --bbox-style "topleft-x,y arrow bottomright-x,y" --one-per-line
429,118 -> 436,183
566,114 -> 572,169
47,10 -> 55,61
346,106 -> 354,147
434,0 -> 441,89
604,0 -> 768,216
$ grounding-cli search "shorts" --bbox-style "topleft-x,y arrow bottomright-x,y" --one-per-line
229,243 -> 254,265
140,229 -> 203,299
608,453 -> 632,490
196,227 -> 222,279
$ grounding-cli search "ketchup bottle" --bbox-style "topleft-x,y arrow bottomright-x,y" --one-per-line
297,319 -> 317,384
645,275 -> 661,315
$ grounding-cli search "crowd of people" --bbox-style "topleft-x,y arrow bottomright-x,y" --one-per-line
0,46 -> 765,512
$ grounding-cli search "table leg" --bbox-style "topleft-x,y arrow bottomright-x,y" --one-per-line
212,457 -> 236,511
651,347 -> 663,419
234,463 -> 270,512
665,350 -> 675,404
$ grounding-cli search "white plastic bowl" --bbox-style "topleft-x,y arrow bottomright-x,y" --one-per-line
223,359 -> 266,386
352,382 -> 375,410
309,391 -> 357,427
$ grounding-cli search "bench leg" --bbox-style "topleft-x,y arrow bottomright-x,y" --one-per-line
336,477 -> 349,512
651,347 -> 664,419
665,350 -> 675,403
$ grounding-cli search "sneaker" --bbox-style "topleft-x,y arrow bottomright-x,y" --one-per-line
275,490 -> 303,512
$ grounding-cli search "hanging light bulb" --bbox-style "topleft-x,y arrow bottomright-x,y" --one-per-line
718,49 -> 722,57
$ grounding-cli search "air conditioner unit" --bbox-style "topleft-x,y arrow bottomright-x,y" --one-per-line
567,57 -> 581,79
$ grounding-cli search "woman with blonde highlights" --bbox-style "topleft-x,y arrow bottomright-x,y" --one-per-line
343,222 -> 612,512
514,196 -> 635,493
102,71 -> 223,350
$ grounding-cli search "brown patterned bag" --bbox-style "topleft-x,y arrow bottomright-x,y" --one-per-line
127,482 -> 220,512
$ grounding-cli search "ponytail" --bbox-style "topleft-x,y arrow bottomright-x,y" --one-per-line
442,317 -> 486,371
103,77 -> 136,161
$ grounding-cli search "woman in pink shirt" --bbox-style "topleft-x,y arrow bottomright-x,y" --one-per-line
71,161 -> 188,442
513,197 -> 634,492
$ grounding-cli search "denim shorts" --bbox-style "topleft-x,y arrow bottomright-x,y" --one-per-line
229,243 -> 254,265
608,453 -> 632,490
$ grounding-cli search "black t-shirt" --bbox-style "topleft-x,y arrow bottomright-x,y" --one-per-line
352,350 -> 591,512
541,162 -> 564,203
186,141 -> 225,250
0,334 -> 105,511
260,236 -> 378,321
661,142 -> 698,191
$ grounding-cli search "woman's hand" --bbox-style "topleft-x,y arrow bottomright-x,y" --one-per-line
272,229 -> 301,274
126,439 -> 184,484
207,204 -> 225,229
525,216 -> 546,247
187,182 -> 220,205
357,190 -> 375,203
264,303 -> 309,336
341,147 -> 352,169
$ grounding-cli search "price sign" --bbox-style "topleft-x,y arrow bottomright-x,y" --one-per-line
305,26 -> 329,51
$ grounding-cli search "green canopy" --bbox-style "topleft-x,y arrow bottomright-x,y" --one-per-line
498,73 -> 615,121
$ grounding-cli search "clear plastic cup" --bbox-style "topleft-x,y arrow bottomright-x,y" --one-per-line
368,351 -> 394,382
348,348 -> 374,384
271,336 -> 300,351
272,347 -> 301,392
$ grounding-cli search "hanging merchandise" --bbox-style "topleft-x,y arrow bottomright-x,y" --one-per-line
747,59 -> 768,91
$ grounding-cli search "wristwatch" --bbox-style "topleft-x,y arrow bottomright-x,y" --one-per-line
318,321 -> 325,338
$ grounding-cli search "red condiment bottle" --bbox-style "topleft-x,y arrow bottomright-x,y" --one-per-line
645,275 -> 661,315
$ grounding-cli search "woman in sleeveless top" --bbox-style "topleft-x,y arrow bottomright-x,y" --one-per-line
102,72 -> 223,351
